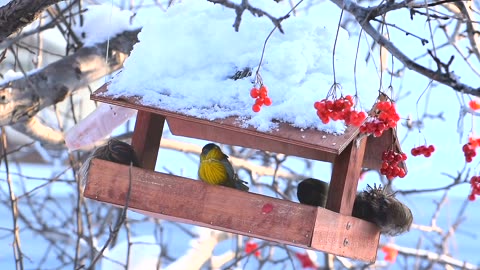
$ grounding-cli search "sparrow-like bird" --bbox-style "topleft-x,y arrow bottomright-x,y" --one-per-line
296,180 -> 413,236
352,184 -> 413,236
79,139 -> 139,185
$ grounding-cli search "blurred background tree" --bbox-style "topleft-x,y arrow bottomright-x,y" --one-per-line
0,0 -> 479,269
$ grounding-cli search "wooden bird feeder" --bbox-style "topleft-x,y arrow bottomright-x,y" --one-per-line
83,83 -> 405,262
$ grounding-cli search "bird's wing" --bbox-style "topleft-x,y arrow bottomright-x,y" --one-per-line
220,157 -> 235,181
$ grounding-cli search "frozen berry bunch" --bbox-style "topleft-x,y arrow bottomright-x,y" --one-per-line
250,85 -> 272,113
360,101 -> 400,137
469,176 -> 480,201
313,95 -> 367,126
380,150 -> 407,180
411,145 -> 435,157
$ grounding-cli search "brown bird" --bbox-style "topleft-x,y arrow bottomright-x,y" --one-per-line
352,184 -> 413,236
296,178 -> 329,208
79,139 -> 139,185
296,180 -> 413,236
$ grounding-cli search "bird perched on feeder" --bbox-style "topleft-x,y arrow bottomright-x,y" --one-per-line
198,143 -> 249,191
297,178 -> 329,208
296,181 -> 412,236
79,139 -> 139,185
352,184 -> 413,236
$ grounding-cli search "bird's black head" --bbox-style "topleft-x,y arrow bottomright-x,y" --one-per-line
202,143 -> 218,155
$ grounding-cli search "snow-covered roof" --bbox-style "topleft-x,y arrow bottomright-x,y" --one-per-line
104,0 -> 379,134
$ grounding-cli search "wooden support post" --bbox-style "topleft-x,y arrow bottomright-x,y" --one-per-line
326,137 -> 367,215
131,111 -> 165,170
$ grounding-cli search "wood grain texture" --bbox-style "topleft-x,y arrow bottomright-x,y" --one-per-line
311,208 -> 380,262
326,138 -> 367,215
84,159 -> 379,262
166,117 -> 338,163
131,111 -> 165,170
84,159 -> 317,247
363,129 -> 407,171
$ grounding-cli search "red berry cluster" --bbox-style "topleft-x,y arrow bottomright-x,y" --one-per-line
245,241 -> 260,258
250,85 -> 272,112
463,137 -> 480,163
313,95 -> 367,126
360,101 -> 400,137
468,176 -> 480,201
411,145 -> 435,157
463,143 -> 477,163
380,150 -> 407,180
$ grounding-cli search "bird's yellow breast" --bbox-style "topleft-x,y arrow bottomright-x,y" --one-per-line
198,158 -> 229,185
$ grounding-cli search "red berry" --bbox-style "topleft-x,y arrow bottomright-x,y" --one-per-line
255,98 -> 264,106
469,193 -> 476,201
264,97 -> 272,106
373,130 -> 383,137
250,88 -> 259,98
259,85 -> 268,94
392,114 -> 400,122
326,100 -> 334,110
381,161 -> 388,169
345,95 -> 353,103
252,104 -> 261,112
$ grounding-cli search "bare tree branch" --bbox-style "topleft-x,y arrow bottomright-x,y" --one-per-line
207,0 -> 290,33
329,0 -> 480,96
0,29 -> 140,143
11,116 -> 64,145
0,0 -> 66,43
387,244 -> 479,269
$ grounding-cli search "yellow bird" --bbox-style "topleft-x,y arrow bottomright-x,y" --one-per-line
198,143 -> 249,191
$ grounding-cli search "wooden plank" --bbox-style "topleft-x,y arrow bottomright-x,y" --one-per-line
91,84 -> 358,156
311,208 -> 380,262
131,111 -> 165,170
84,159 -> 317,247
165,117 -> 337,164
363,129 -> 407,171
326,138 -> 367,215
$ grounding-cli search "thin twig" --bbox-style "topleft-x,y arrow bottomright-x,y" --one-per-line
1,127 -> 24,270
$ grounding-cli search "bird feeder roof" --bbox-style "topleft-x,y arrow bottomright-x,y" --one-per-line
92,83 -> 404,170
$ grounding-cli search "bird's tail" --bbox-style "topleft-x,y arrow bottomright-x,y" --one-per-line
234,174 -> 249,192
